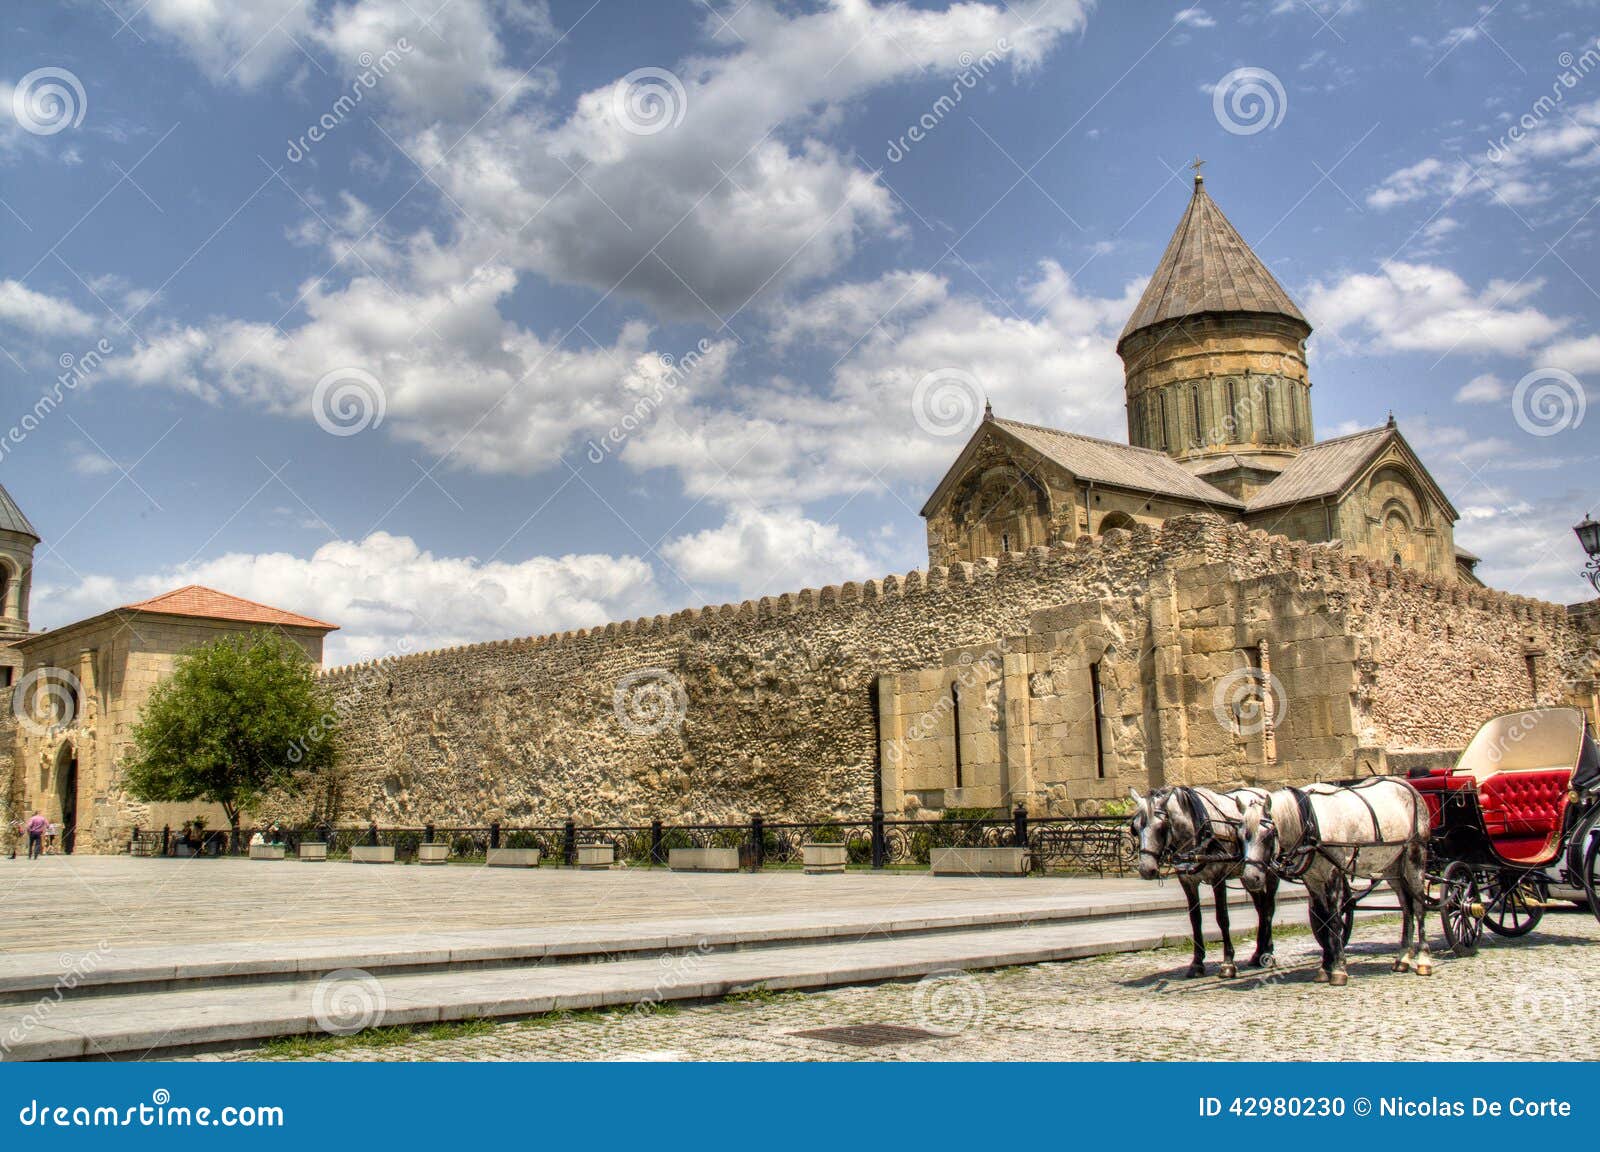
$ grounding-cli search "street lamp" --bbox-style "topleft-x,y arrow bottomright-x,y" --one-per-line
1576,515 -> 1600,594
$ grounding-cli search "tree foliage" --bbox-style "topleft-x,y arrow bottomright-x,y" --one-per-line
123,630 -> 337,831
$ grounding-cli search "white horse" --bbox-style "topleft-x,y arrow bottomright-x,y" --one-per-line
1239,779 -> 1431,986
1130,786 -> 1279,978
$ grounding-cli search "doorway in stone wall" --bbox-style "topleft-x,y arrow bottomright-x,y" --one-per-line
55,743 -> 77,854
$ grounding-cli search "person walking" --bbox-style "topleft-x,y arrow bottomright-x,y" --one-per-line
25,811 -> 47,860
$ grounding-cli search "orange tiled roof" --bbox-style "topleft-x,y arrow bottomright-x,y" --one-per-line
121,585 -> 338,631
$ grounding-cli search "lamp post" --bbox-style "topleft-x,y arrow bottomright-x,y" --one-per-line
1576,515 -> 1600,594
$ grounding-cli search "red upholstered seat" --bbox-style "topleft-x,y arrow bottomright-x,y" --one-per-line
1477,769 -> 1570,865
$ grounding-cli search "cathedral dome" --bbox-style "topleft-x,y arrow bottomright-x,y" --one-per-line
1118,171 -> 1314,475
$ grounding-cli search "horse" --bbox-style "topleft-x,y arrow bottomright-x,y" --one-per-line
1239,779 -> 1431,987
1129,786 -> 1279,978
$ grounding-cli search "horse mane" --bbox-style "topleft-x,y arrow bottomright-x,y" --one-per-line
1267,787 -> 1305,852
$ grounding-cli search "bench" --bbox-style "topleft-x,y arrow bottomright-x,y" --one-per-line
1478,768 -> 1569,864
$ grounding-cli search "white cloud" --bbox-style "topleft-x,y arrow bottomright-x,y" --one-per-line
35,531 -> 659,664
623,261 -> 1143,505
1174,7 -> 1216,28
1454,372 -> 1506,403
1304,261 -> 1567,356
660,506 -> 874,595
1539,333 -> 1600,374
0,280 -> 96,337
1366,155 -> 1543,211
105,265 -> 736,474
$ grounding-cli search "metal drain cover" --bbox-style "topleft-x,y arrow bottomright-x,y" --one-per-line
789,1024 -> 946,1048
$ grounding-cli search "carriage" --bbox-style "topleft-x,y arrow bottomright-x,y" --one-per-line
1405,706 -> 1600,956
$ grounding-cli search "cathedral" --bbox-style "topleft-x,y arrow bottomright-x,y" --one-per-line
922,169 -> 1476,587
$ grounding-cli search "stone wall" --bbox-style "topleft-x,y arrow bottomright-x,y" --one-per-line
289,515 -> 1596,831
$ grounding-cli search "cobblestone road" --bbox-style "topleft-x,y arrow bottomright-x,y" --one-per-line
211,909 -> 1600,1062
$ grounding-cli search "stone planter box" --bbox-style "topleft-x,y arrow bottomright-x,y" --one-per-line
417,843 -> 449,865
486,847 -> 541,868
669,847 -> 742,873
802,843 -> 848,874
930,846 -> 1030,877
298,842 -> 327,861
576,843 -> 615,869
248,844 -> 286,860
350,845 -> 396,864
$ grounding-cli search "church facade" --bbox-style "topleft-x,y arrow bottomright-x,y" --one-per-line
923,171 -> 1473,587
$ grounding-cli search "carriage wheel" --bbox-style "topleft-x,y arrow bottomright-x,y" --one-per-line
1584,835 -> 1600,927
1439,861 -> 1483,958
1481,873 -> 1544,938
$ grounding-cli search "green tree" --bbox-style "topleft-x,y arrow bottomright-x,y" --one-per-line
123,630 -> 337,848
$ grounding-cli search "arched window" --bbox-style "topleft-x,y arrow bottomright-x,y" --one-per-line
1158,393 -> 1171,451
1190,386 -> 1203,447
0,563 -> 12,618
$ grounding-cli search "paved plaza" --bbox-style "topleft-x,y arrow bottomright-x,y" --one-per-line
0,855 -> 1160,956
208,911 -> 1600,1063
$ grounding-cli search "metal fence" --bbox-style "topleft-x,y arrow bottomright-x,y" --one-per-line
129,806 -> 1135,875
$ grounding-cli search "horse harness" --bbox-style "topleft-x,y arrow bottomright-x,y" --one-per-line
1262,779 -> 1419,881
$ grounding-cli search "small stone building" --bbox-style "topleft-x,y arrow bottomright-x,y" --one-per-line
4,586 -> 335,853
923,171 -> 1469,585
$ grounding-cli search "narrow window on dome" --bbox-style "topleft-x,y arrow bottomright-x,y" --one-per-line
1191,386 -> 1203,447
1226,379 -> 1238,437
1159,393 -> 1171,451
1264,381 -> 1275,439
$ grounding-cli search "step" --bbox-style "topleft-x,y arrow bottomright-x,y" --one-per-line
0,900 -> 1312,1061
0,883 -> 1303,1004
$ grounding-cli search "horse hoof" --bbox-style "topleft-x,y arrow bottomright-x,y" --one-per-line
1313,969 -> 1330,984
1392,958 -> 1412,973
1185,964 -> 1205,979
1415,962 -> 1433,977
1329,971 -> 1349,987
1252,953 -> 1276,970
1218,963 -> 1238,979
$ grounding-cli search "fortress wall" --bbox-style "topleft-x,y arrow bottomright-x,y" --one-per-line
278,516 -> 1593,828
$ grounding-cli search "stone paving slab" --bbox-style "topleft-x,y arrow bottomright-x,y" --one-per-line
0,900 -> 1311,1061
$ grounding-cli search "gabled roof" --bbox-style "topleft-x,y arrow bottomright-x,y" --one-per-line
1244,423 -> 1458,520
920,416 -> 1242,517
121,585 -> 338,631
1118,175 -> 1308,347
0,482 -> 39,540
1184,452 -> 1286,479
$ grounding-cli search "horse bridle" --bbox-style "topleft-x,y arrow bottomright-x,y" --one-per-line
1136,786 -> 1248,876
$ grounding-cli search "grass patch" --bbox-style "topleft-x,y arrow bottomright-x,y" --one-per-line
257,1018 -> 496,1059
724,983 -> 805,1006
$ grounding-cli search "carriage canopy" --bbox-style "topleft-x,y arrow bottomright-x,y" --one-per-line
1452,706 -> 1596,784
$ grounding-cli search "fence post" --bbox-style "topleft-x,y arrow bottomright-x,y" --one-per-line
871,807 -> 886,870
367,820 -> 378,848
1013,803 -> 1029,849
489,821 -> 501,851
563,818 -> 577,867
161,825 -> 170,856
749,813 -> 765,872
424,822 -> 435,845
650,818 -> 663,867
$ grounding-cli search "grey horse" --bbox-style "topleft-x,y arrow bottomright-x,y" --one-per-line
1130,786 -> 1279,978
1239,779 -> 1431,986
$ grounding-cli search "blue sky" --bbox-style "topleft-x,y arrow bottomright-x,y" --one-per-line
1,0 -> 1597,663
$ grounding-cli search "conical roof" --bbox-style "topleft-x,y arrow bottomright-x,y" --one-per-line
0,482 -> 38,540
1118,174 -> 1308,348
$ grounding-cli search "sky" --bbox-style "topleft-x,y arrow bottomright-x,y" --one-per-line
1,0 -> 1597,665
